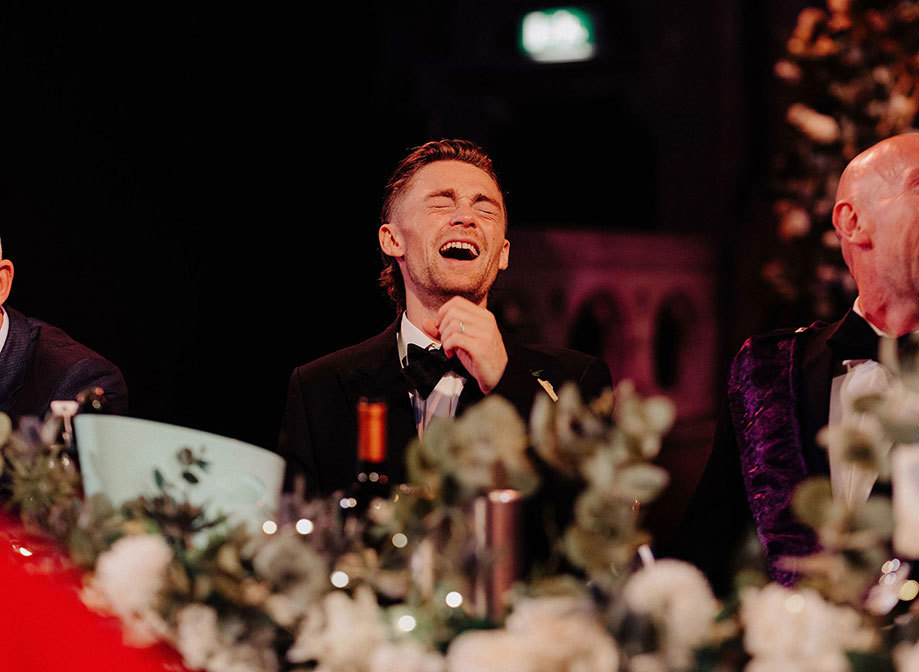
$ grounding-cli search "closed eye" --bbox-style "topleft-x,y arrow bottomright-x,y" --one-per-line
474,195 -> 502,216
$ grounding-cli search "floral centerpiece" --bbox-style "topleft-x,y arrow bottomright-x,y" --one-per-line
0,381 -> 731,672
14,358 -> 919,672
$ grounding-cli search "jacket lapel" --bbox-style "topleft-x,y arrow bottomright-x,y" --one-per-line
0,308 -> 38,415
798,317 -> 841,476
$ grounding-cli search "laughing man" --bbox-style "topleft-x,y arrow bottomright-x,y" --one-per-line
278,139 -> 612,497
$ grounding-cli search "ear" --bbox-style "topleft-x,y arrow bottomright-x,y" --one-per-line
832,201 -> 872,248
379,223 -> 404,258
498,238 -> 510,271
0,259 -> 14,306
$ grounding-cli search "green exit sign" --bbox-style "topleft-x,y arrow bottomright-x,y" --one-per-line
520,8 -> 596,63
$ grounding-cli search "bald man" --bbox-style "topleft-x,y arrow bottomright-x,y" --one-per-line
666,134 -> 919,591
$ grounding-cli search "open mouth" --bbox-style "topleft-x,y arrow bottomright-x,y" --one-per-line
439,241 -> 479,261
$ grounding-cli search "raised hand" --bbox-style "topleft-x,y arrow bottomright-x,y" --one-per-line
422,296 -> 508,394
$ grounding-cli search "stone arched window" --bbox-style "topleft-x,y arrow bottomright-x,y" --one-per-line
567,292 -> 623,383
652,293 -> 695,390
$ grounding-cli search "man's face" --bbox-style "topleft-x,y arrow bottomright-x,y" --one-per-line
380,160 -> 510,308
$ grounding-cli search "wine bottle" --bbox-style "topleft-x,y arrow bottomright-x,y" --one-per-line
340,398 -> 390,517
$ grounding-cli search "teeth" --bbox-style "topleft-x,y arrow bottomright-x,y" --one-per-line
439,241 -> 479,257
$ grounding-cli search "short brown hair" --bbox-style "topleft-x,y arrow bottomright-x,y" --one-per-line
378,139 -> 505,311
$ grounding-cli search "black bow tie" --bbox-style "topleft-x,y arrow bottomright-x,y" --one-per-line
401,343 -> 468,400
830,332 -> 879,362
827,311 -> 881,363
829,311 -> 919,363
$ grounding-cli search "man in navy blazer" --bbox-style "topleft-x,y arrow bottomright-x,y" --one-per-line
0,241 -> 128,424
279,140 -> 612,497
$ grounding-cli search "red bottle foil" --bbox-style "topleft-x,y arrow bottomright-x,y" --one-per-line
357,398 -> 387,463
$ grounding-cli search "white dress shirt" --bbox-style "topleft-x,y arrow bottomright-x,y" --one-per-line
398,313 -> 467,436
827,297 -> 896,508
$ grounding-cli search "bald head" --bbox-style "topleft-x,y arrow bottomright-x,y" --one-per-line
832,133 -> 919,335
837,134 -> 919,206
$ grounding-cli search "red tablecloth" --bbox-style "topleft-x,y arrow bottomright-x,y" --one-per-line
0,512 -> 190,672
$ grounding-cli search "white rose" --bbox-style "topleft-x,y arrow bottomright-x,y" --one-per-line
89,534 -> 172,619
287,586 -> 386,669
895,641 -> 919,672
370,640 -> 446,672
175,604 -> 222,669
623,559 -> 718,669
208,642 -> 279,672
446,630 -> 538,672
447,596 -> 619,672
740,583 -> 862,672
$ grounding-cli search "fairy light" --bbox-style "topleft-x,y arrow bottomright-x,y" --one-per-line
296,518 -> 314,535
899,580 -> 919,602
330,571 -> 350,588
882,559 -> 901,574
392,533 -> 408,549
262,520 -> 278,535
396,615 -> 417,632
339,497 -> 358,510
445,591 -> 463,608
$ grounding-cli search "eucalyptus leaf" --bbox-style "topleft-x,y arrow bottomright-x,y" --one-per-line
616,463 -> 670,503
878,417 -> 919,445
0,412 -> 12,447
792,477 -> 835,530
68,527 -> 98,567
84,493 -> 116,521
853,496 -> 894,539
851,394 -> 886,415
846,650 -> 895,672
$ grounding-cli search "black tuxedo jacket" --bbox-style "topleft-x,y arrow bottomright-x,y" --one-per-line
0,306 -> 128,424
278,318 -> 612,497
663,310 -> 878,592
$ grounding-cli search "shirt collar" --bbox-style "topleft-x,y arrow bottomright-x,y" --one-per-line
398,313 -> 439,364
853,296 -> 893,338
0,306 -> 10,356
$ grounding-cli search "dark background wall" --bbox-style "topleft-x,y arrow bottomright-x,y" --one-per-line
0,0 -> 810,450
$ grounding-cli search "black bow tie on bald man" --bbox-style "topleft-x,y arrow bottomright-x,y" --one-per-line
829,312 -> 919,363
402,343 -> 470,400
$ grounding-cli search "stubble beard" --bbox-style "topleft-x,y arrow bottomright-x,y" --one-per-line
404,260 -> 494,310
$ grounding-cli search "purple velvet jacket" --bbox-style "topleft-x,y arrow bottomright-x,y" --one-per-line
663,310 -> 878,592
726,325 -> 822,585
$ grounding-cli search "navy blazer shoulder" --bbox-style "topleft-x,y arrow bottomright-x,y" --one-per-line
0,306 -> 128,423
